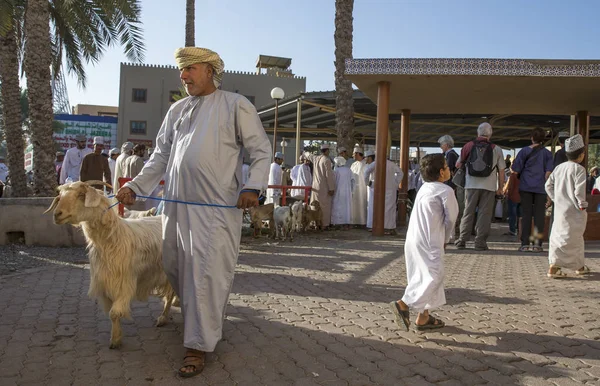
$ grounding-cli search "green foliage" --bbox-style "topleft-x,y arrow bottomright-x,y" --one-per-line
170,86 -> 188,103
589,144 -> 600,171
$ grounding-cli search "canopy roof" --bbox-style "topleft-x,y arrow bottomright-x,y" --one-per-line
344,58 -> 600,115
256,55 -> 292,70
257,90 -> 600,148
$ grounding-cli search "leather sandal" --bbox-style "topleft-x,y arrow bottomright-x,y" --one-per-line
178,349 -> 205,378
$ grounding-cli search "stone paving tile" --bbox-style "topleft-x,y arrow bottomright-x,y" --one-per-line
0,228 -> 599,385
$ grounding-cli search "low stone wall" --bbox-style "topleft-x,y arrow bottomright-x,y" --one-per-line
0,198 -> 86,246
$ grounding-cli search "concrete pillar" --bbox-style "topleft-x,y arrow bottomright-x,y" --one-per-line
373,81 -> 390,237
295,99 -> 302,162
577,110 -> 590,169
398,109 -> 410,226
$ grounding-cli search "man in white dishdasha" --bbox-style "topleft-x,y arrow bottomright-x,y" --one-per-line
116,47 -> 271,378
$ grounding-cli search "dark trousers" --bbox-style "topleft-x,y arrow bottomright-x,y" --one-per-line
520,191 -> 547,246
507,199 -> 521,234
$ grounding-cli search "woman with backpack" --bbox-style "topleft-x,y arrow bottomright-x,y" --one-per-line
511,127 -> 554,252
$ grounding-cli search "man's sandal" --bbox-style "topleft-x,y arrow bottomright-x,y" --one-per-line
575,266 -> 591,275
178,350 -> 205,378
547,268 -> 567,279
389,301 -> 410,332
415,315 -> 445,331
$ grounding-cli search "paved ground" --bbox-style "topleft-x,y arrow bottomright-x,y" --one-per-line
1,224 -> 600,385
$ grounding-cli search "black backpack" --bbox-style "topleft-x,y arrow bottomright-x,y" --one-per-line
466,140 -> 495,177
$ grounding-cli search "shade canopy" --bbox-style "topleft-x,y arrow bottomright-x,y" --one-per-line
345,58 -> 600,115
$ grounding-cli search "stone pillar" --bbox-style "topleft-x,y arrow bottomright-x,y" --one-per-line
373,81 -> 390,237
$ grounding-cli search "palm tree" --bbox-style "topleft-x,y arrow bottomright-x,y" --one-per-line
185,0 -> 195,46
0,20 -> 28,196
0,0 -> 145,196
334,0 -> 355,152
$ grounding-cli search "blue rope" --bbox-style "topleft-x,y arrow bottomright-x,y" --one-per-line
105,194 -> 236,209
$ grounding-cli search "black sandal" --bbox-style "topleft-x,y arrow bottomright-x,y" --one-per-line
415,315 -> 445,331
389,301 -> 410,331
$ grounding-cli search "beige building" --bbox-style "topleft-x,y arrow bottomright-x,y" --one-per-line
117,55 -> 306,148
72,104 -> 118,117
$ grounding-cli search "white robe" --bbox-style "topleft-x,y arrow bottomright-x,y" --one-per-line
290,164 -> 312,198
108,158 -> 116,181
265,162 -> 283,204
113,153 -> 131,190
546,161 -> 588,270
364,160 -> 403,229
331,166 -> 354,225
402,182 -> 458,312
350,159 -> 368,225
59,147 -> 92,183
124,90 -> 270,352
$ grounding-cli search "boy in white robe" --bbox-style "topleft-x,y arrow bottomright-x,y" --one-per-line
390,154 -> 458,331
266,152 -> 284,204
545,134 -> 590,278
331,156 -> 354,229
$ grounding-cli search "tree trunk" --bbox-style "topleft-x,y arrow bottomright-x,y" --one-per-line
334,0 -> 355,152
185,0 -> 195,47
24,0 -> 57,196
0,27 -> 28,197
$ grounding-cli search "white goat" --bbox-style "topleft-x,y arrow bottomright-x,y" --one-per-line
273,205 -> 294,241
291,201 -> 304,233
44,181 -> 175,349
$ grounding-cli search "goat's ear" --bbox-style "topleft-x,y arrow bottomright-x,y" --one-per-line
84,187 -> 102,208
43,196 -> 60,214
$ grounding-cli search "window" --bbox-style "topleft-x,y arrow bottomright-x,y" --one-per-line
169,90 -> 182,103
132,88 -> 147,103
130,121 -> 147,135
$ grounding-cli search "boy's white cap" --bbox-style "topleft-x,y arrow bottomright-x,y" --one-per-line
365,150 -> 375,157
565,134 -> 584,152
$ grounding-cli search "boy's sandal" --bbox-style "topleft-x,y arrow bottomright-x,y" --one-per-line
575,266 -> 591,275
518,245 -> 531,252
389,301 -> 410,332
530,246 -> 543,253
415,315 -> 445,331
547,268 -> 567,279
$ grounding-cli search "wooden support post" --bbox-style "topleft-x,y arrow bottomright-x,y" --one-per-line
295,99 -> 302,162
577,110 -> 590,169
373,82 -> 390,237
398,109 -> 410,226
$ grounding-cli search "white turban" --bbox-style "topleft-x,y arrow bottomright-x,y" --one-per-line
174,47 -> 225,86
334,156 -> 346,168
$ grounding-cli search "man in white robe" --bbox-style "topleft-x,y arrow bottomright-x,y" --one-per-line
364,153 -> 403,232
108,148 -> 120,180
545,134 -> 589,277
350,146 -> 367,226
290,155 -> 312,199
117,47 -> 271,378
390,154 -> 458,331
305,144 -> 336,228
60,134 -> 92,183
331,156 -> 354,228
364,151 -> 376,229
113,142 -> 134,190
266,152 -> 284,204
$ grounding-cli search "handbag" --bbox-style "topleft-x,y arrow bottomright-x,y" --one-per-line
452,167 -> 466,188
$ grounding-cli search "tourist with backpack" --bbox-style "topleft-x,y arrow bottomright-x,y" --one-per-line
511,127 -> 554,252
454,122 -> 506,251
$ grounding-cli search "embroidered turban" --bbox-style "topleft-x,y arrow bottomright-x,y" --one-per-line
174,47 -> 225,85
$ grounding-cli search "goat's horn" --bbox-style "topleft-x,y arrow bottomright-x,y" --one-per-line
83,180 -> 113,189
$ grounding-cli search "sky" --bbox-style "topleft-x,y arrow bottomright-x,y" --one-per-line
65,0 -> 600,109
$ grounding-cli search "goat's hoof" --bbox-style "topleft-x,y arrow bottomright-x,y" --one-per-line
109,341 -> 121,349
156,316 -> 168,327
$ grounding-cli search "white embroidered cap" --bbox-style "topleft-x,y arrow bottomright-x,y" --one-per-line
320,144 -> 330,150
365,150 -> 375,157
565,134 -> 584,152
353,146 -> 363,154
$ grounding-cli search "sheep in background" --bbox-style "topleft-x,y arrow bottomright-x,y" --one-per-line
124,207 -> 157,218
44,181 -> 175,349
303,200 -> 323,231
247,203 -> 274,238
291,201 -> 304,233
273,205 -> 294,241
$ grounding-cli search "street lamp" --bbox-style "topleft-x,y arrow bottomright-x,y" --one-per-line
271,87 -> 285,156
280,137 -> 288,155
